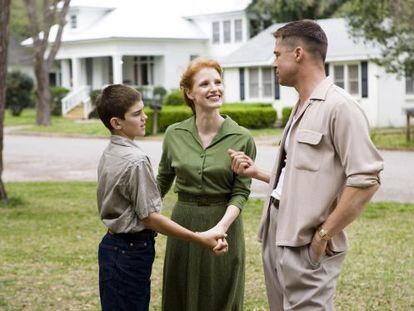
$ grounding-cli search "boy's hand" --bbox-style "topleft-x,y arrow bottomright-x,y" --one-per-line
227,149 -> 257,178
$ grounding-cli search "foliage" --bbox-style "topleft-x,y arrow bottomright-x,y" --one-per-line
87,89 -> 102,119
50,86 -> 69,116
247,0 -> 350,37
282,106 -> 293,127
153,86 -> 167,102
346,0 -> 414,75
5,71 -> 34,116
163,89 -> 185,106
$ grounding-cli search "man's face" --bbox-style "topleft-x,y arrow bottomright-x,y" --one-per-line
273,38 -> 298,87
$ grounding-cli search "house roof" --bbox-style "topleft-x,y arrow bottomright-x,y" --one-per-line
23,0 -> 252,45
221,18 -> 382,67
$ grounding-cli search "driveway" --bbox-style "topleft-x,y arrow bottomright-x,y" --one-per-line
4,134 -> 414,203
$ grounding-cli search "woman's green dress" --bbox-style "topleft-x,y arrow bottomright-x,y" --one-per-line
157,116 -> 256,311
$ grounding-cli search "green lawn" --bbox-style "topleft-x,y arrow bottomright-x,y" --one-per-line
0,182 -> 413,310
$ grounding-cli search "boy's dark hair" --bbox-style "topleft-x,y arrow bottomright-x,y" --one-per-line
273,20 -> 328,62
96,84 -> 142,131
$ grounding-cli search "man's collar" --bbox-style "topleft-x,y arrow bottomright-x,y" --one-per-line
309,76 -> 334,101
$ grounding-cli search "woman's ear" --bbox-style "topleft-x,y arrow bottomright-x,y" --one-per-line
110,117 -> 122,130
185,88 -> 194,101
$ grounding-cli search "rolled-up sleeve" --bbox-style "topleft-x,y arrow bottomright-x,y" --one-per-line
126,159 -> 162,219
228,135 -> 257,209
331,100 -> 384,188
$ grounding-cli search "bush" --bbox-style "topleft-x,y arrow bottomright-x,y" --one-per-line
164,89 -> 184,106
50,86 -> 70,116
87,89 -> 102,119
144,103 -> 276,135
282,106 -> 293,127
6,71 -> 34,116
153,86 -> 167,102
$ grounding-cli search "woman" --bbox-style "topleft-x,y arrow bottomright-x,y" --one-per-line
157,58 -> 256,311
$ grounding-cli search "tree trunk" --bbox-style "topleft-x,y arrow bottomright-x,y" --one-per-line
34,57 -> 52,126
0,0 -> 10,202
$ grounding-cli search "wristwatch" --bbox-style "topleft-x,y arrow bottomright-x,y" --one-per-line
318,227 -> 332,241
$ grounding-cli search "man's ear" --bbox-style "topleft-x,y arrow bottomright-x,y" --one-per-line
110,117 -> 122,130
294,46 -> 304,62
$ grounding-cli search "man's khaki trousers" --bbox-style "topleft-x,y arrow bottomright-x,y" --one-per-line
262,207 -> 346,310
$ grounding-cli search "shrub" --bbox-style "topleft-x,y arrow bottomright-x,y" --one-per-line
153,86 -> 167,102
144,103 -> 276,135
50,86 -> 70,116
164,89 -> 184,106
282,106 -> 293,127
6,71 -> 34,116
87,89 -> 102,119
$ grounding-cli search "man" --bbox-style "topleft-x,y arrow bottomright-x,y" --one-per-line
228,20 -> 384,310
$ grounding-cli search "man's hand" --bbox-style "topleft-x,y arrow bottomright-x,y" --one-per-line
309,230 -> 328,263
227,149 -> 257,178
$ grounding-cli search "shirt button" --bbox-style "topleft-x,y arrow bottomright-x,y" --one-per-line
200,154 -> 204,158
130,243 -> 134,246
122,250 -> 125,254
198,170 -> 201,175
198,185 -> 202,189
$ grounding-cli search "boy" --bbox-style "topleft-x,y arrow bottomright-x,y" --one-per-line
96,84 -> 227,311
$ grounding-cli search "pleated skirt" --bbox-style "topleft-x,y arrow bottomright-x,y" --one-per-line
161,196 -> 245,311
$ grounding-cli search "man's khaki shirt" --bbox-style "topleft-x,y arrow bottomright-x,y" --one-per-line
258,78 -> 384,251
97,135 -> 161,233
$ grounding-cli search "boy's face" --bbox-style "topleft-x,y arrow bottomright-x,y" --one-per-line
111,101 -> 147,139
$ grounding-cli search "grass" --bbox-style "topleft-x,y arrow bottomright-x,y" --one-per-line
371,127 -> 414,150
0,182 -> 413,310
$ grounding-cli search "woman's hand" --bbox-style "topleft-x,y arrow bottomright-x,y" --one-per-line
197,225 -> 229,255
228,149 -> 258,178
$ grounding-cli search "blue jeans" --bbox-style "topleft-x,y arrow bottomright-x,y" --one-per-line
98,231 -> 156,311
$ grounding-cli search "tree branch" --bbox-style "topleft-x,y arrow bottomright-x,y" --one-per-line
47,0 -> 70,68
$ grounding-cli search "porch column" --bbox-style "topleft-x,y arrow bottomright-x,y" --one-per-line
61,59 -> 71,89
71,57 -> 81,89
112,54 -> 123,84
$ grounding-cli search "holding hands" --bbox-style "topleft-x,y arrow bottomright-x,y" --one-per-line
197,225 -> 229,255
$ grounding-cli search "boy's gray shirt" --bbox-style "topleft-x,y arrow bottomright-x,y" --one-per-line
97,135 -> 162,233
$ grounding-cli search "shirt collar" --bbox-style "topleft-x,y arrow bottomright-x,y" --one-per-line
110,135 -> 140,149
175,115 -> 245,136
309,76 -> 334,101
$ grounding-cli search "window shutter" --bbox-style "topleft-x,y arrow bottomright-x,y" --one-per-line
325,63 -> 330,76
361,61 -> 368,98
239,68 -> 245,101
274,72 -> 280,100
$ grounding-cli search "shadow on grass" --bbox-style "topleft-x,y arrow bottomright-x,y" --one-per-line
0,196 -> 25,209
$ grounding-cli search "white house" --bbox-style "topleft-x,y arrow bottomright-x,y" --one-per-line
221,18 -> 414,127
22,1 -> 414,127
22,0 -> 251,116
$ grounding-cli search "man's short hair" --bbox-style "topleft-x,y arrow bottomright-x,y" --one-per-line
96,84 -> 142,131
273,20 -> 328,62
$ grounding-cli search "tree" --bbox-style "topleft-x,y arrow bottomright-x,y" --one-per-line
247,0 -> 350,37
0,0 -> 11,202
346,0 -> 414,75
24,0 -> 70,126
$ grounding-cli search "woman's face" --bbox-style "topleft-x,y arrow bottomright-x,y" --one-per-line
187,67 -> 224,112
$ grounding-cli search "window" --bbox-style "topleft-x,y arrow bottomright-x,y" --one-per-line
223,20 -> 231,43
234,19 -> 242,42
333,63 -> 361,96
348,64 -> 359,95
249,68 -> 259,98
212,22 -> 220,44
333,65 -> 344,89
70,15 -> 77,29
406,73 -> 414,95
248,67 -> 274,99
133,56 -> 154,86
262,68 -> 273,97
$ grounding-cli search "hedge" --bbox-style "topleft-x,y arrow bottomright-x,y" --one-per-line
144,104 -> 276,135
282,106 -> 293,127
